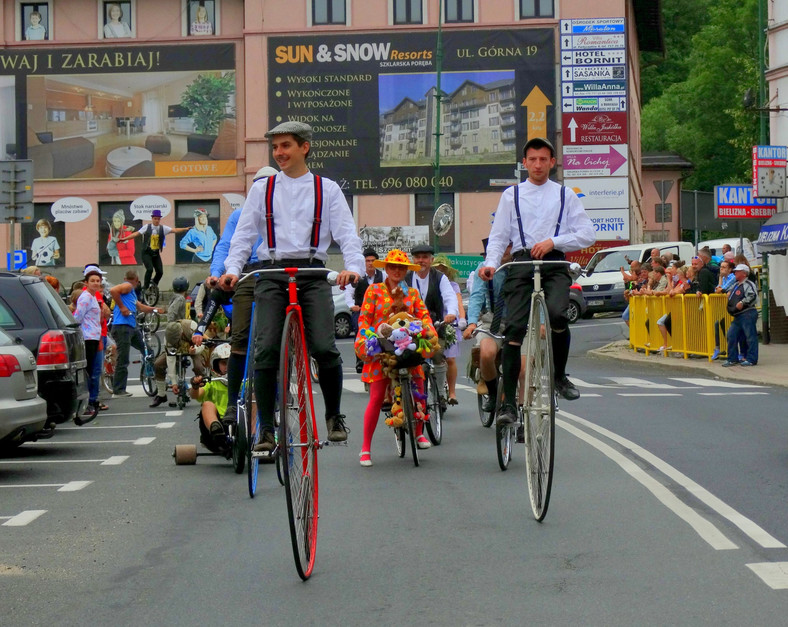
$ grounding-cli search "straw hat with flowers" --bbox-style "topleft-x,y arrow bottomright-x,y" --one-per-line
373,249 -> 419,271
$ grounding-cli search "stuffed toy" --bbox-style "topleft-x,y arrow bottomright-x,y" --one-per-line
390,327 -> 416,355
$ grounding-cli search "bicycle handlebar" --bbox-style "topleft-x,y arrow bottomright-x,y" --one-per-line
233,267 -> 338,287
496,259 -> 572,273
471,327 -> 505,341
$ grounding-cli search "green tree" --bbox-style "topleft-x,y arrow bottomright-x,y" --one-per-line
180,72 -> 236,135
641,0 -> 759,191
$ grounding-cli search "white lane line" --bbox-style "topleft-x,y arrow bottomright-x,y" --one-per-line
58,422 -> 174,430
607,377 -> 692,389
570,377 -> 620,389
747,563 -> 788,589
670,377 -> 766,388
28,438 -> 155,445
560,410 -> 786,549
0,457 -> 129,466
166,410 -> 183,417
698,392 -> 770,397
89,411 -> 170,417
0,481 -> 91,492
343,379 -> 367,394
101,456 -> 129,465
573,321 -> 626,329
2,510 -> 47,526
577,393 -> 602,398
618,393 -> 683,397
558,418 -> 737,550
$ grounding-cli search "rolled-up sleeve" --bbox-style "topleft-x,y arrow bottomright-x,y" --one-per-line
326,183 -> 364,275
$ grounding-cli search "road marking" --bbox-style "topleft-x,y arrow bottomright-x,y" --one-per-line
0,481 -> 91,492
1,510 -> 47,526
747,563 -> 788,589
571,377 -> 620,389
607,377 -> 693,389
89,411 -> 170,417
101,456 -> 129,465
166,410 -> 183,417
58,422 -> 174,430
558,418 -> 737,550
28,438 -> 155,446
670,377 -> 765,388
573,321 -> 626,329
560,410 -> 786,549
698,392 -> 770,396
617,393 -> 683,397
0,456 -> 129,466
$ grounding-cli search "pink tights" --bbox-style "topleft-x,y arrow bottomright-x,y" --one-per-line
362,378 -> 425,454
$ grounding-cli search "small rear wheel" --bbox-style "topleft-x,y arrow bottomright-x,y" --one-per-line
142,283 -> 160,306
401,382 -> 419,467
424,373 -> 443,446
174,444 -> 197,465
232,405 -> 247,475
478,393 -> 494,428
496,422 -> 514,471
140,363 -> 156,397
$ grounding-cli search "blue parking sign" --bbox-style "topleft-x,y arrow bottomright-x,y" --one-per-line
6,250 -> 27,270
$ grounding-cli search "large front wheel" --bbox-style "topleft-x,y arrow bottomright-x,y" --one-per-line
523,294 -> 555,522
401,379 -> 419,467
279,309 -> 318,581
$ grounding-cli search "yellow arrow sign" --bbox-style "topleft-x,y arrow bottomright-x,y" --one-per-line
522,86 -> 552,140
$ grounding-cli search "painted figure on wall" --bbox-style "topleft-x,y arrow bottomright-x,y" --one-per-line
103,3 -> 132,38
107,209 -> 137,264
190,4 -> 213,35
25,10 -> 47,40
179,207 -> 217,263
30,219 -> 60,266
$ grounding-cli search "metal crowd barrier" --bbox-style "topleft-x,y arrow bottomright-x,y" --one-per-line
629,294 -> 735,361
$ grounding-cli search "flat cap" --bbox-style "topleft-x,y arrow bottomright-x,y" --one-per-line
523,137 -> 555,158
733,263 -> 750,273
411,244 -> 435,255
265,121 -> 312,142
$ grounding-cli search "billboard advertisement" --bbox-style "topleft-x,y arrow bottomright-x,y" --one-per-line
268,29 -> 555,195
0,43 -> 236,180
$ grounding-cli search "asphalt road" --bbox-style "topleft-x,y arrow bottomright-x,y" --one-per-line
3,316 -> 788,625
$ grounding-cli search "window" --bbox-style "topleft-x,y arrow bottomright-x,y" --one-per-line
445,0 -> 473,23
17,1 -> 52,41
415,192 -> 455,253
393,0 -> 422,24
519,0 -> 554,18
183,0 -> 220,37
313,0 -> 346,25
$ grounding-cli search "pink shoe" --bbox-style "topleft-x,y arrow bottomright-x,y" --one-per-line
359,451 -> 372,467
416,435 -> 432,449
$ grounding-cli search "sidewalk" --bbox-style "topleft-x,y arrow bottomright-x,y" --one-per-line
588,340 -> 788,388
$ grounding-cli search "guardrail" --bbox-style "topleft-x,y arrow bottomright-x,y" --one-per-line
629,294 -> 736,361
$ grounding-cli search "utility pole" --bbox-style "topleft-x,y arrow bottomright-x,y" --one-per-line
758,0 -> 770,343
432,0 -> 444,252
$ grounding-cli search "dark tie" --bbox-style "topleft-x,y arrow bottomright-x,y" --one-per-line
490,275 -> 506,334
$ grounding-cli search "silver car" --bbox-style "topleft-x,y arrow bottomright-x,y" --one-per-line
331,285 -> 354,339
0,327 -> 48,451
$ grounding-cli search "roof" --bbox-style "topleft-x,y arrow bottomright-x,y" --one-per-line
633,0 -> 665,54
641,151 -> 694,171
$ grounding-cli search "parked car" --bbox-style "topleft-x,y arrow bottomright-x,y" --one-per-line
0,327 -> 49,450
567,283 -> 587,324
0,272 -> 89,425
332,285 -> 354,339
576,241 -> 696,316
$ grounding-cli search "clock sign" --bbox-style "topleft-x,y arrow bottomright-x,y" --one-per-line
753,145 -> 787,198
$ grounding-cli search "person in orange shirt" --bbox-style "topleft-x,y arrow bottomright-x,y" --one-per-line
354,249 -> 437,467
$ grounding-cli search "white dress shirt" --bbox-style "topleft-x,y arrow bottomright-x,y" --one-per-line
225,171 -> 364,276
484,179 -> 595,268
411,271 -> 459,319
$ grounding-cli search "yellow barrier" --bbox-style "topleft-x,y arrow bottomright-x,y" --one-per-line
629,294 -> 734,361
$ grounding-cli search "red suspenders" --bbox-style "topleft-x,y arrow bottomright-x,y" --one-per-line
264,174 -> 324,262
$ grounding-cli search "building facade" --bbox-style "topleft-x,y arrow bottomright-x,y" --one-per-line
0,0 -> 661,287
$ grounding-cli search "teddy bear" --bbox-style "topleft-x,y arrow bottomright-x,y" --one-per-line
390,327 -> 416,356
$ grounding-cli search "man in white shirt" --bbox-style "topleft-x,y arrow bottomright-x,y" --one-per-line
220,121 -> 363,449
406,243 -> 460,407
479,138 -> 595,424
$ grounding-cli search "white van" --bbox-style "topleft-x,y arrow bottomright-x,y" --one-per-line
696,237 -> 759,265
577,241 -> 696,315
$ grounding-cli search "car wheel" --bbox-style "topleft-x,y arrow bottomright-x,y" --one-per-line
334,313 -> 352,339
567,300 -> 580,324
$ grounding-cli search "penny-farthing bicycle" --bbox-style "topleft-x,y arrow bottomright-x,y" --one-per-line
495,259 -> 570,522
237,267 -> 343,580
